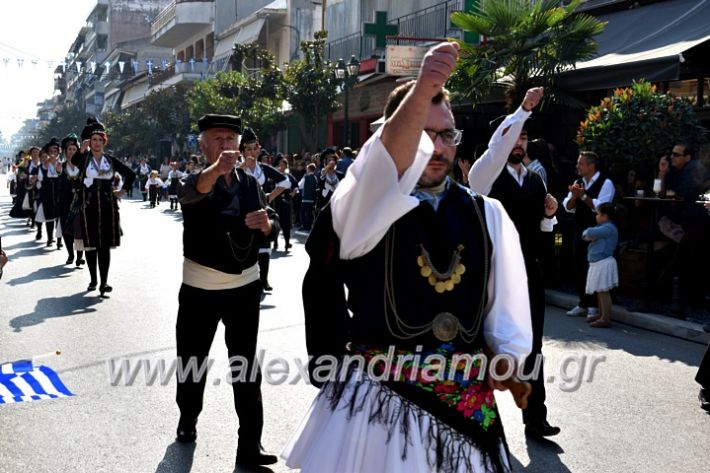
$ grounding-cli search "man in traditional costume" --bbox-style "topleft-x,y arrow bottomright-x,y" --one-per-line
174,114 -> 278,468
283,41 -> 532,473
468,89 -> 562,438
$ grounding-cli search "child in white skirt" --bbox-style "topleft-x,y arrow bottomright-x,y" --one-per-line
582,202 -> 621,328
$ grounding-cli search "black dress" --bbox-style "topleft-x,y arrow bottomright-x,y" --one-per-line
9,166 -> 32,219
73,153 -> 136,249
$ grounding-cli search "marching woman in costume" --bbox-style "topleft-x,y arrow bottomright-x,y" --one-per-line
8,153 -> 32,222
272,156 -> 299,251
239,127 -> 290,291
73,118 -> 136,296
35,138 -> 63,248
58,134 -> 84,267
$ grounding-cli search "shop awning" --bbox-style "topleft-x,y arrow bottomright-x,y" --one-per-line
560,0 -> 710,91
214,19 -> 265,60
121,81 -> 149,110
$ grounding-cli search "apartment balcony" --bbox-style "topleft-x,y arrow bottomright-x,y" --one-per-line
151,0 -> 214,48
95,20 -> 109,37
148,60 -> 209,89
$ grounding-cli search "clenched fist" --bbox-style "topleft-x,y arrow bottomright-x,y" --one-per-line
414,42 -> 460,99
245,209 -> 272,236
522,87 -> 544,112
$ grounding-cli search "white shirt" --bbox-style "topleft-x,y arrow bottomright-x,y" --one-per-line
562,171 -> 615,213
246,163 -> 291,189
467,107 -> 556,232
330,125 -> 532,360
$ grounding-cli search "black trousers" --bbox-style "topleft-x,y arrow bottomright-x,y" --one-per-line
175,281 -> 265,448
522,258 -> 549,425
697,342 -> 710,390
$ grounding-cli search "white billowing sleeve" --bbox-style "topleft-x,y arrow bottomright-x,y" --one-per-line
468,107 -> 532,196
331,125 -> 435,260
481,196 -> 533,360
540,216 -> 557,232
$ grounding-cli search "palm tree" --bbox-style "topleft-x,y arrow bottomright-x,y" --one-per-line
450,0 -> 606,111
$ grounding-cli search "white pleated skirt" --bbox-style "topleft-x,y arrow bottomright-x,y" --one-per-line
586,256 -> 619,294
281,372 -> 509,473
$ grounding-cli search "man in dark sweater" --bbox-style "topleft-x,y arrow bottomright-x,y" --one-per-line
175,114 -> 278,467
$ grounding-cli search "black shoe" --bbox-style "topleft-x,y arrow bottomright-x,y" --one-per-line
263,283 -> 273,291
76,258 -> 85,266
35,231 -> 42,240
525,420 -> 561,438
57,240 -> 63,250
87,281 -> 98,291
700,389 -> 710,412
285,243 -> 292,251
46,239 -> 54,247
235,445 -> 278,467
176,417 -> 197,443
99,285 -> 113,297
66,257 -> 74,265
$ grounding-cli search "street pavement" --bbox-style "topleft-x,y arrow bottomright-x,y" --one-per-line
1,184 -> 709,473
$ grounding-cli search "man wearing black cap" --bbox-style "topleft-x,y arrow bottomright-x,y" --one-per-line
175,114 -> 278,467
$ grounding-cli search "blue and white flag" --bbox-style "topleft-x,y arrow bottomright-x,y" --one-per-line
0,360 -> 74,405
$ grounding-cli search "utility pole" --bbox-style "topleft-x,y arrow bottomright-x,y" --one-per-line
321,0 -> 326,31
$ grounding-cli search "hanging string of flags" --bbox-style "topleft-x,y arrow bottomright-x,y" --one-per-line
0,56 -> 214,76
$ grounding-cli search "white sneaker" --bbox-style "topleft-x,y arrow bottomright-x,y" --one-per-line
587,308 -> 599,316
566,305 -> 587,317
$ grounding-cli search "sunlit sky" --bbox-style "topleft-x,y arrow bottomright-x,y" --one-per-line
0,0 -> 96,142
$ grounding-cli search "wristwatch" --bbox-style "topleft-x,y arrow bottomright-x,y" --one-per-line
581,194 -> 589,202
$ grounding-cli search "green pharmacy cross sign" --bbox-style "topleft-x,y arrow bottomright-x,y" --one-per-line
364,11 -> 399,49
452,0 -> 480,44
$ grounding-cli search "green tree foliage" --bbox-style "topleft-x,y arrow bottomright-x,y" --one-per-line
29,104 -> 87,149
577,81 -> 707,173
186,43 -> 286,141
283,30 -> 340,151
450,0 -> 605,110
103,83 -> 191,157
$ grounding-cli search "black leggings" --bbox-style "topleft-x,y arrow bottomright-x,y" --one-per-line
86,247 -> 111,286
63,234 -> 83,262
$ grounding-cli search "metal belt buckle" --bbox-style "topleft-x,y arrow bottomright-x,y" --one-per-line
432,312 -> 459,342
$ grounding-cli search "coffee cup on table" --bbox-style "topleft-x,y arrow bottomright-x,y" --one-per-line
636,189 -> 645,197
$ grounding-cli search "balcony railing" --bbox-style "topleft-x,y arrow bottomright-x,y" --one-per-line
149,61 -> 209,85
325,0 -> 464,61
151,1 -> 176,36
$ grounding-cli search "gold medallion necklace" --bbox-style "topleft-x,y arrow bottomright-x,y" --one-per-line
417,244 -> 465,293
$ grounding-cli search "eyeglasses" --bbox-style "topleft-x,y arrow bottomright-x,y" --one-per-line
424,128 -> 462,147
671,151 -> 687,158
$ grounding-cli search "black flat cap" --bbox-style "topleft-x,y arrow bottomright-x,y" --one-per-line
61,133 -> 79,150
81,117 -> 106,141
198,114 -> 242,133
